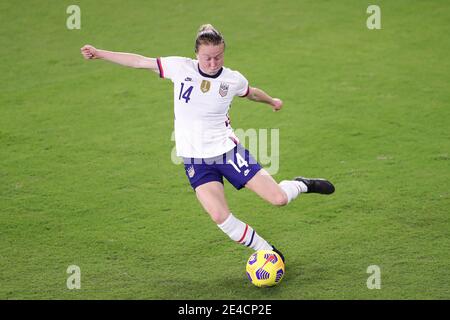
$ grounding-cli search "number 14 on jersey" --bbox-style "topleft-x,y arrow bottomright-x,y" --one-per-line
179,82 -> 194,103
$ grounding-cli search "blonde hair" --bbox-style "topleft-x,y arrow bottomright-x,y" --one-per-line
195,24 -> 225,53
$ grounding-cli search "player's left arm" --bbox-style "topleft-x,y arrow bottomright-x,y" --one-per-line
246,86 -> 283,112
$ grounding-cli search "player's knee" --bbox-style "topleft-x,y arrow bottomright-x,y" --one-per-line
209,212 -> 230,225
270,192 -> 288,207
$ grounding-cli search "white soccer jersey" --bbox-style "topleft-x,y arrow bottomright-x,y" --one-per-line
156,56 -> 249,158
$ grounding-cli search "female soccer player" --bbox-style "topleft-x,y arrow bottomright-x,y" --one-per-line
81,24 -> 334,262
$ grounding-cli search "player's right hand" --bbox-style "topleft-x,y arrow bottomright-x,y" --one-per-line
271,98 -> 283,112
81,45 -> 99,59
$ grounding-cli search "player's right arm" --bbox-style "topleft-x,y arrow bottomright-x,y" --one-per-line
80,45 -> 159,73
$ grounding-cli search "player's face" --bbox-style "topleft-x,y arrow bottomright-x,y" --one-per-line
196,43 -> 225,75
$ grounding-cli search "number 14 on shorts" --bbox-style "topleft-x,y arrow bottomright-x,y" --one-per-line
228,153 -> 248,173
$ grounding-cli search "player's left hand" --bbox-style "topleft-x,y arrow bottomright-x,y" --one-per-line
271,98 -> 283,112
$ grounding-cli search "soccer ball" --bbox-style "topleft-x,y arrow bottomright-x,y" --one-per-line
246,250 -> 285,287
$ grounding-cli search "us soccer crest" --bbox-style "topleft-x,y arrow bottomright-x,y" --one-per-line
187,165 -> 195,178
219,82 -> 229,97
200,80 -> 211,93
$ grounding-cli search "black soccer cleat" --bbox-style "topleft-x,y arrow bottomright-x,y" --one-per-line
271,245 -> 285,263
294,177 -> 335,195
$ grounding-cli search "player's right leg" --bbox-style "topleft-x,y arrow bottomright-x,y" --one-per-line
183,156 -> 285,260
194,181 -> 230,225
195,181 -> 274,252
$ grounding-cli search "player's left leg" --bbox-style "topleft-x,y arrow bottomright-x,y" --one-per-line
221,144 -> 334,205
244,169 -> 290,206
245,170 -> 335,206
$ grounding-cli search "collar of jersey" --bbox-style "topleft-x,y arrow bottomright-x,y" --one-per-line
197,64 -> 223,79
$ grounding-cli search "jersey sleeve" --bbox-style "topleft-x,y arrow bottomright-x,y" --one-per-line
235,71 -> 250,97
156,56 -> 186,80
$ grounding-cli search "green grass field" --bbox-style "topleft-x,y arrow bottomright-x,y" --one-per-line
1,0 -> 449,299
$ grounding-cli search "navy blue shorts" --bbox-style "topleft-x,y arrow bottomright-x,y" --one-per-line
183,144 -> 262,190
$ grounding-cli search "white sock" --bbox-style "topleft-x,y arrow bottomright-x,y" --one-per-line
217,213 -> 272,251
279,180 -> 307,204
